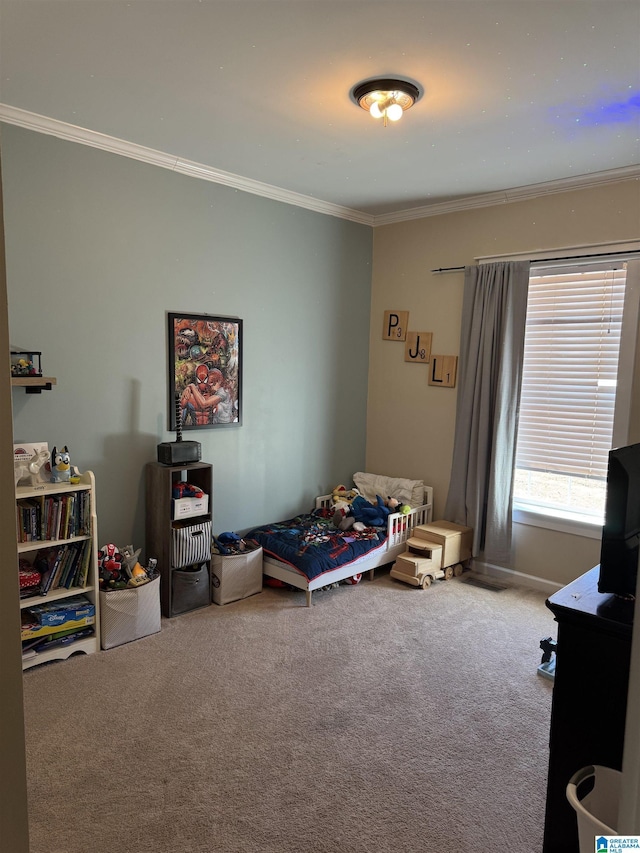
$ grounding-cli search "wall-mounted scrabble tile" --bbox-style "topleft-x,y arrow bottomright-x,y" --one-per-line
404,331 -> 432,364
382,310 -> 409,341
428,355 -> 458,388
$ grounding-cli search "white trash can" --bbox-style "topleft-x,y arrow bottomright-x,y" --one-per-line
566,765 -> 620,852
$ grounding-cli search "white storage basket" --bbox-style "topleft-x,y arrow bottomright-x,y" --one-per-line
99,576 -> 161,650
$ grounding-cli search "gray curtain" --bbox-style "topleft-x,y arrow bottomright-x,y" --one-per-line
444,261 -> 530,566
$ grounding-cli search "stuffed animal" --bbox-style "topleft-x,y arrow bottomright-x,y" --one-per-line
119,545 -> 150,586
98,543 -> 125,588
351,494 -> 403,527
384,496 -> 411,514
332,500 -> 367,533
331,485 -> 360,505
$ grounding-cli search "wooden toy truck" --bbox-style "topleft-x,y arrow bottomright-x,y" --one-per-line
390,520 -> 473,589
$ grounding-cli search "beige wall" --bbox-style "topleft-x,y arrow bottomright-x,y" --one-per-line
368,179 -> 640,588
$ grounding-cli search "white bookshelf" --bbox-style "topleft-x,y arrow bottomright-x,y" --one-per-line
16,470 -> 100,670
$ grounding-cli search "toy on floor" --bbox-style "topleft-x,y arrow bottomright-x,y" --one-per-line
390,521 -> 473,590
51,445 -> 71,483
537,636 -> 557,680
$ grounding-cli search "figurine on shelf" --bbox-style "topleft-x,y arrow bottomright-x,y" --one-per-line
27,448 -> 50,486
14,448 -> 51,487
51,445 -> 71,483
10,350 -> 42,377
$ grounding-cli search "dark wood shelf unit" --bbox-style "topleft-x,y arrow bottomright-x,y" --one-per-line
542,566 -> 633,853
145,460 -> 212,618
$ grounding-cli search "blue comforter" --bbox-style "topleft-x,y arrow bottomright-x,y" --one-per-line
247,509 -> 387,581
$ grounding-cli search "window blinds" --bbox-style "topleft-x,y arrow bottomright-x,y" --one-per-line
515,266 -> 626,482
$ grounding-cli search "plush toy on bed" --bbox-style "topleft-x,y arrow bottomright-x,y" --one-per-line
332,499 -> 366,533
351,494 -> 407,527
384,497 -> 412,515
331,484 -> 360,505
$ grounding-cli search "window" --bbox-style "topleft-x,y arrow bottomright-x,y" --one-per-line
514,259 -> 638,530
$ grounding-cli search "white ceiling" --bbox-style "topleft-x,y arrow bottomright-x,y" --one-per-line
1,0 -> 639,223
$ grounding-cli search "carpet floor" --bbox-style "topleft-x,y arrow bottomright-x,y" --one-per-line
22,569 -> 556,853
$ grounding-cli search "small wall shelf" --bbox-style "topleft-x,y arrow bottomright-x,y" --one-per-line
11,376 -> 57,393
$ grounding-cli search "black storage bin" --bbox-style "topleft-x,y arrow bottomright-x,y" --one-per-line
171,564 -> 210,615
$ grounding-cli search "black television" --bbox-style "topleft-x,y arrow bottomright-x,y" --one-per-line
598,441 -> 640,599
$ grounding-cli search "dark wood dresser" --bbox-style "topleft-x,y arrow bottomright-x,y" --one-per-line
543,566 -> 633,852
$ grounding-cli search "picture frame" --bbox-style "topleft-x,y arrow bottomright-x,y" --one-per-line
167,312 -> 242,430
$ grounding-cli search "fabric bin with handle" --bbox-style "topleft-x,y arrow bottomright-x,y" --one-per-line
172,564 -> 210,615
171,520 -> 212,568
211,546 -> 263,605
99,576 -> 161,650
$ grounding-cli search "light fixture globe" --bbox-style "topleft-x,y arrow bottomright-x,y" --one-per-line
351,77 -> 421,126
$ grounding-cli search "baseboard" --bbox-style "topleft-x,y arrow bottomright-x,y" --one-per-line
471,560 -> 563,595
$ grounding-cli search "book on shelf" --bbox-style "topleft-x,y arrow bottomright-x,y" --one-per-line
16,497 -> 43,542
74,539 -> 93,588
16,485 -> 91,544
50,547 -> 67,590
34,547 -> 62,594
19,586 -> 42,601
22,625 -> 94,656
58,547 -> 75,589
62,544 -> 83,588
33,542 -> 88,594
43,495 -> 54,540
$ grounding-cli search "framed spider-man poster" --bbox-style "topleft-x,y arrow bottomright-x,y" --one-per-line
167,312 -> 242,430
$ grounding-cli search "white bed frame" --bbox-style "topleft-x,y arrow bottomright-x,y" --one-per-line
261,486 -> 434,606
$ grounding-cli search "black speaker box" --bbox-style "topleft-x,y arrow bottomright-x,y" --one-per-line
157,441 -> 201,465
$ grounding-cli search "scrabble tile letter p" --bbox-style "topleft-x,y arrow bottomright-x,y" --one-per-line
383,310 -> 409,341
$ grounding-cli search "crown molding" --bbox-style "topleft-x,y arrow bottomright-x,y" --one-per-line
0,104 -> 373,226
372,165 -> 640,226
1,103 -> 637,229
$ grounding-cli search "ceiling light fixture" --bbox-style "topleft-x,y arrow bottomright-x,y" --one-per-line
352,78 -> 421,127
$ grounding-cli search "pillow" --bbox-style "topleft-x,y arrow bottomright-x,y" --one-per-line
353,472 -> 425,509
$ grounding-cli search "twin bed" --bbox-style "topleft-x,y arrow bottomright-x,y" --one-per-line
247,473 -> 434,606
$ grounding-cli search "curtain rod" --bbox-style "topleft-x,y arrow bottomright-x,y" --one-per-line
431,249 -> 640,273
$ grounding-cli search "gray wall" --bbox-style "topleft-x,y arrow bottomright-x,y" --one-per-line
2,125 -> 373,549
